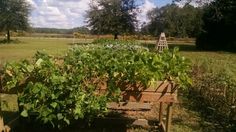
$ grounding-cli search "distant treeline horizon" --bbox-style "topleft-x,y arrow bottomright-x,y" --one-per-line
31,26 -> 90,34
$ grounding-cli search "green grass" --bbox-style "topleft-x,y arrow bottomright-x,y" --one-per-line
0,37 -> 92,65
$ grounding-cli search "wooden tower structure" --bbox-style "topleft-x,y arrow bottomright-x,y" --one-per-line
156,32 -> 168,52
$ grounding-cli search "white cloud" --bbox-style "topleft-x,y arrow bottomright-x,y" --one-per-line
138,0 -> 155,26
28,0 -> 90,29
27,0 -> 156,29
26,0 -> 37,8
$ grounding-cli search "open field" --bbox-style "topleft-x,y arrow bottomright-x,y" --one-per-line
0,37 -> 235,61
0,37 -> 92,65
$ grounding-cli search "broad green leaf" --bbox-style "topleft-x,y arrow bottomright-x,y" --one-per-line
57,113 -> 63,120
32,86 -> 41,94
36,58 -> 43,66
26,65 -> 34,72
64,118 -> 70,125
50,102 -> 58,108
21,110 -> 28,117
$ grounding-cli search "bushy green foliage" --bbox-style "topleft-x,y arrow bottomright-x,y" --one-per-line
87,0 -> 138,39
196,0 -> 236,51
1,52 -> 108,128
142,4 -> 203,38
0,43 -> 191,128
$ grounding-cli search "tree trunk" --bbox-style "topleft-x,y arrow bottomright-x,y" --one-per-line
114,33 -> 118,40
7,30 -> 10,43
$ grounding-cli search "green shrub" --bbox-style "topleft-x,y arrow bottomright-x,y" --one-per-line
0,43 -> 191,128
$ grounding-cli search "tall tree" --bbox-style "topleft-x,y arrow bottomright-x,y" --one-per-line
196,0 -> 236,51
0,0 -> 30,42
86,0 -> 138,39
142,4 -> 203,38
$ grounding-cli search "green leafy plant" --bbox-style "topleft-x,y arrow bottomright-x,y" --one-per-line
0,43 -> 191,128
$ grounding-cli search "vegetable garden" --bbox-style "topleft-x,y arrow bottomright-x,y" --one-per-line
0,39 -> 192,131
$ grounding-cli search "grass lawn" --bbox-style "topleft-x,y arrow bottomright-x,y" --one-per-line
0,37 -> 92,65
1,37 -> 235,65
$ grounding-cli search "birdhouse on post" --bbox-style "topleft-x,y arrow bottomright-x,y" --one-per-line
156,32 -> 168,52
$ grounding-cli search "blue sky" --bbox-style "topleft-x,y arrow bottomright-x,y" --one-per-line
151,0 -> 173,7
26,0 -> 173,29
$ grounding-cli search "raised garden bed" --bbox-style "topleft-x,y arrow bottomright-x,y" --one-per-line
0,81 -> 177,132
0,42 -> 190,131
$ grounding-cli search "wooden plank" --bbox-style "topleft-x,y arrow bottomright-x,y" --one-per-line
98,81 -> 177,93
0,115 -> 5,132
166,103 -> 173,132
118,81 -> 177,93
107,102 -> 151,110
122,91 -> 177,103
159,102 -> 163,125
132,119 -> 149,127
159,121 -> 166,132
96,81 -> 178,103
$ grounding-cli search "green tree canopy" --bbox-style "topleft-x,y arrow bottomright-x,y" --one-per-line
141,4 -> 203,38
86,0 -> 138,39
196,0 -> 236,51
0,0 -> 30,42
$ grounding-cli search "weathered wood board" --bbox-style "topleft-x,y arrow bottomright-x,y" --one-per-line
107,102 -> 151,110
98,81 -> 178,103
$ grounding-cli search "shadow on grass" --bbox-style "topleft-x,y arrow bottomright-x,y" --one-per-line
67,42 -> 93,46
14,113 -> 158,132
169,44 -> 196,51
10,110 -> 161,132
0,39 -> 21,44
141,43 -> 197,52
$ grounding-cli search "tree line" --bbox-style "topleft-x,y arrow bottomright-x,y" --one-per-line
141,4 -> 203,38
196,0 -> 236,51
87,0 -> 235,51
32,26 -> 90,34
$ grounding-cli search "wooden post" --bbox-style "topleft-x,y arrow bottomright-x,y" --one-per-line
0,94 -> 4,132
0,114 -> 5,132
166,102 -> 173,132
159,102 -> 163,125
